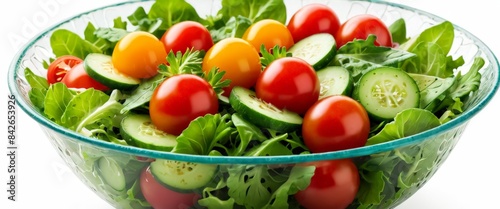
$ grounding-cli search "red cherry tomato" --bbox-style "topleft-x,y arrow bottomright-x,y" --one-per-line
47,55 -> 82,84
295,159 -> 360,209
161,21 -> 214,54
335,14 -> 393,48
140,167 -> 199,209
149,74 -> 218,135
242,19 -> 294,52
61,63 -> 109,91
255,57 -> 319,115
302,95 -> 370,153
287,4 -> 341,43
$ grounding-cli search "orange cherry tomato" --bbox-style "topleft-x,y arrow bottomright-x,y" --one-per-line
202,38 -> 261,96
242,19 -> 294,52
112,31 -> 167,79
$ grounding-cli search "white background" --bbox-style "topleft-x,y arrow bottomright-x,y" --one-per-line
1,0 -> 499,208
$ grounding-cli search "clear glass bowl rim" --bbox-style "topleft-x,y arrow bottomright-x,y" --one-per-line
8,0 -> 500,165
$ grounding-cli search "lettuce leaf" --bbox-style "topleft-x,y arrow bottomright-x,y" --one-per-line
218,0 -> 287,24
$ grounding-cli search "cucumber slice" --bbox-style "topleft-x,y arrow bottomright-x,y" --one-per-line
150,160 -> 217,192
95,157 -> 126,193
289,33 -> 337,70
229,86 -> 303,132
317,66 -> 353,99
354,67 -> 420,120
120,113 -> 177,151
84,53 -> 140,90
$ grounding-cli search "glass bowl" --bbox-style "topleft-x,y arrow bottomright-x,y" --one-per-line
8,0 -> 499,208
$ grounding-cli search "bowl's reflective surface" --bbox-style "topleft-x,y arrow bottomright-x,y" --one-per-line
8,0 -> 499,208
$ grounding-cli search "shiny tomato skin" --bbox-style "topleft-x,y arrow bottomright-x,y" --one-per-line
202,38 -> 261,96
149,74 -> 218,136
61,63 -> 109,91
242,19 -> 294,52
295,159 -> 360,209
302,95 -> 370,153
255,57 -> 319,115
161,21 -> 214,54
287,4 -> 341,43
112,31 -> 167,79
140,167 -> 199,209
335,14 -> 393,48
47,55 -> 83,84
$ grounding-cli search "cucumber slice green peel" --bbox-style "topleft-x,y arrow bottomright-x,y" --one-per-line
150,159 -> 218,193
120,113 -> 177,151
354,67 -> 420,121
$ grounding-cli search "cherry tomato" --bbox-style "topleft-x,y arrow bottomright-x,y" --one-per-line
47,55 -> 82,84
287,4 -> 341,43
112,31 -> 167,79
255,57 -> 319,115
149,74 -> 218,135
335,14 -> 393,48
302,95 -> 370,153
140,167 -> 199,209
243,19 -> 294,52
202,38 -> 261,96
295,159 -> 360,209
61,63 -> 109,91
161,21 -> 214,54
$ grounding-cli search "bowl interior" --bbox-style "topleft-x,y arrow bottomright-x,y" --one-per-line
8,0 -> 500,165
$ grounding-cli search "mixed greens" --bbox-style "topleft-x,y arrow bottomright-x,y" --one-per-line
23,0 -> 484,208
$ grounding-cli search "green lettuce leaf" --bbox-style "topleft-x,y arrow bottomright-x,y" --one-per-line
366,108 -> 441,145
400,21 -> 454,55
218,0 -> 286,24
334,35 -> 416,82
172,114 -> 234,156
43,83 -> 76,124
50,29 -> 103,59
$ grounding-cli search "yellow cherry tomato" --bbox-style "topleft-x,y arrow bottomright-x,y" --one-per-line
242,19 -> 295,52
112,31 -> 167,79
202,38 -> 261,96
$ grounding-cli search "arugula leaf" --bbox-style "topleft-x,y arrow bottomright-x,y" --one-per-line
121,74 -> 164,113
113,17 -> 128,30
94,28 -> 129,43
218,0 -> 287,24
50,29 -> 102,59
366,108 -> 441,145
449,57 -> 483,99
172,114 -> 234,156
198,178 -> 235,209
266,166 -> 315,208
260,45 -> 291,67
334,35 -> 416,82
227,165 -> 288,208
228,113 -> 267,156
25,67 -> 49,89
209,15 -> 252,43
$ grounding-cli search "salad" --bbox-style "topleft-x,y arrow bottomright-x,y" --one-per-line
23,0 -> 483,208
